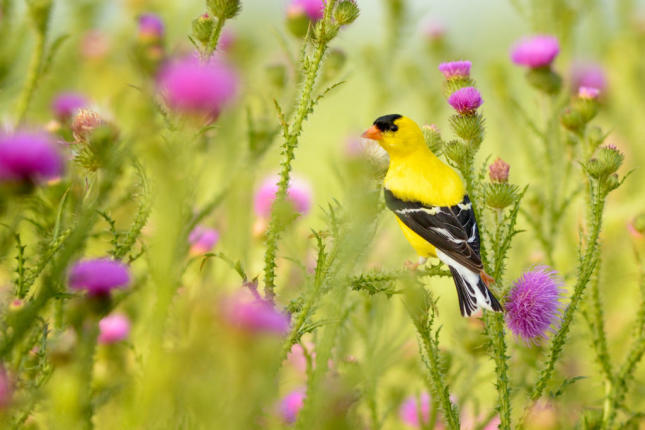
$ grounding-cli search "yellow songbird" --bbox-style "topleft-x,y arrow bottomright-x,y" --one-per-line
362,114 -> 502,316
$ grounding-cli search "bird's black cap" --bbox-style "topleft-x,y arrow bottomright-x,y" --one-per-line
373,114 -> 402,132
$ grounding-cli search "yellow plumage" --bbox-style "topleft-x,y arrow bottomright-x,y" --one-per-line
378,117 -> 465,257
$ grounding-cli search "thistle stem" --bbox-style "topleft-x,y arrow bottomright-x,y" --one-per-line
203,15 -> 226,59
15,26 -> 46,123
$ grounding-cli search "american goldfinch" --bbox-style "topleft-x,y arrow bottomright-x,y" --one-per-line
362,114 -> 502,316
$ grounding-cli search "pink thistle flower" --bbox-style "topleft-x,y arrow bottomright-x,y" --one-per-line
448,87 -> 483,114
287,0 -> 325,22
71,109 -> 104,143
399,393 -> 437,428
510,35 -> 560,68
52,92 -> 88,121
253,175 -> 313,218
438,61 -> 472,79
0,131 -> 64,184
0,366 -> 11,409
138,13 -> 164,41
68,259 -> 130,296
157,54 -> 238,121
505,267 -> 564,342
280,389 -> 306,424
571,61 -> 607,94
98,313 -> 131,344
221,289 -> 290,335
489,157 -> 510,183
81,30 -> 109,60
189,225 -> 219,255
578,86 -> 600,100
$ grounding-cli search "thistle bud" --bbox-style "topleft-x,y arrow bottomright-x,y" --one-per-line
72,109 -> 103,143
560,107 -> 584,133
605,173 -> 620,191
485,183 -> 519,210
596,145 -> 623,175
584,158 -> 604,179
334,0 -> 359,26
192,13 -> 215,44
207,0 -> 241,19
573,89 -> 599,123
266,63 -> 288,89
422,124 -> 443,155
525,67 -> 562,95
489,158 -> 510,183
443,139 -> 468,165
632,213 -> 645,235
448,114 -> 484,146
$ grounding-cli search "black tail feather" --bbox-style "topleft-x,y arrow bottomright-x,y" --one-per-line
449,266 -> 503,317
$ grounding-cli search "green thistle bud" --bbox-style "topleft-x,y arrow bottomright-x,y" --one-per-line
573,97 -> 599,123
633,213 -> 645,234
525,67 -> 562,95
192,14 -> 215,44
314,20 -> 339,42
443,139 -> 468,165
26,0 -> 52,32
560,107 -> 585,133
596,145 -> 623,175
334,0 -> 360,26
266,63 -> 288,89
484,183 -> 519,210
207,0 -> 241,19
605,173 -> 620,192
422,124 -> 443,155
584,158 -> 604,179
448,113 -> 484,146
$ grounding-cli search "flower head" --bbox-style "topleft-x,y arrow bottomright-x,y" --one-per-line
448,87 -> 483,114
505,267 -> 564,342
399,393 -> 433,427
52,92 -> 88,121
138,13 -> 164,41
157,54 -> 238,120
68,259 -> 130,296
71,109 -> 104,143
280,389 -> 306,424
571,61 -> 607,94
489,157 -> 510,183
189,225 -> 219,254
254,175 -> 313,218
438,61 -> 472,79
287,0 -> 325,22
221,289 -> 290,335
0,132 -> 63,184
510,35 -> 560,68
98,313 -> 131,344
578,86 -> 600,100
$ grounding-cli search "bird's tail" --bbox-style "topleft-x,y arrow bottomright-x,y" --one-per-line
448,266 -> 503,317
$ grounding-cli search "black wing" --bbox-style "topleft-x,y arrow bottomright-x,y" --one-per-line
383,188 -> 482,272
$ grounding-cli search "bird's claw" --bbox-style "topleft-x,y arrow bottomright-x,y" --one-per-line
480,270 -> 496,287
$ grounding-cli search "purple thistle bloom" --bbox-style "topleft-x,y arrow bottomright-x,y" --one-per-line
138,13 -> 164,40
510,35 -> 560,68
505,266 -> 564,342
287,0 -> 325,22
571,61 -> 607,94
254,175 -> 313,218
221,289 -> 290,335
399,393 -> 433,428
52,92 -> 88,121
189,225 -> 219,254
578,86 -> 600,100
438,61 -> 472,79
157,54 -> 238,121
68,258 -> 130,296
280,389 -> 306,424
0,132 -> 64,184
98,313 -> 131,344
448,87 -> 483,114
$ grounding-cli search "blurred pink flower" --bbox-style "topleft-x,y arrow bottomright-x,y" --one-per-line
0,131 -> 64,184
422,19 -> 446,41
399,393 -> 440,428
81,30 -> 110,60
0,366 -> 11,409
221,289 -> 290,335
438,61 -> 471,79
489,157 -> 510,183
189,225 -> 219,255
253,175 -> 313,218
287,0 -> 325,21
98,313 -> 131,344
510,35 -> 559,68
280,389 -> 306,424
138,13 -> 164,42
218,28 -> 236,52
571,61 -> 607,94
448,87 -> 483,114
157,54 -> 238,120
68,258 -> 130,296
52,92 -> 88,121
578,86 -> 600,100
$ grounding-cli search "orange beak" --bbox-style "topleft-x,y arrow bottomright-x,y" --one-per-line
361,125 -> 383,141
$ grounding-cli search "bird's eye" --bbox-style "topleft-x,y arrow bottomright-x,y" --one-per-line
390,124 -> 398,132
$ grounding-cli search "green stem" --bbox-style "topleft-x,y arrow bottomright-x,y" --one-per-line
15,26 -> 46,123
203,16 -> 225,59
263,1 -> 336,299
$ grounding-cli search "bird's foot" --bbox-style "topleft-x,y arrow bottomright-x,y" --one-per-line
405,257 -> 427,271
480,270 -> 496,287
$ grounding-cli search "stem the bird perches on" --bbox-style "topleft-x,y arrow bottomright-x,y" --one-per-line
263,1 -> 338,300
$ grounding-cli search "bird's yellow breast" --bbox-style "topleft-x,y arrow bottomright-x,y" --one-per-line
396,217 -> 437,257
